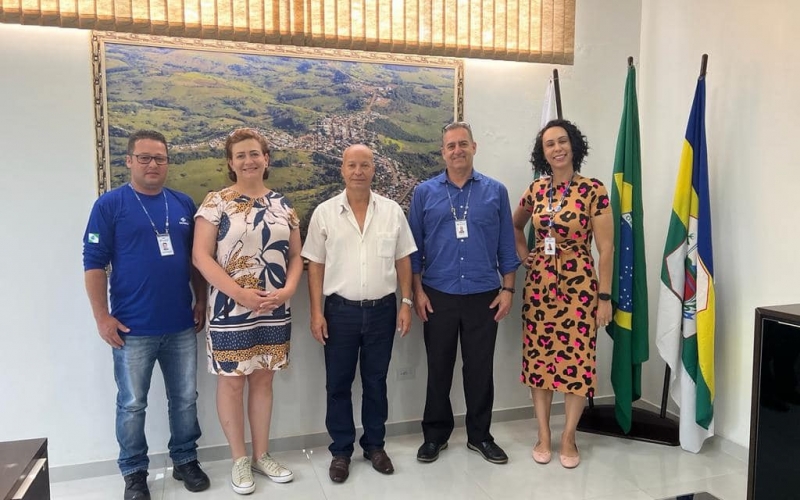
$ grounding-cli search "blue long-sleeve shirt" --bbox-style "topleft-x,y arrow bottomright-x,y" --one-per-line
408,170 -> 520,295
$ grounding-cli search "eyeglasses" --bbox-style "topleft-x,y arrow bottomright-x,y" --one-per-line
130,154 -> 169,165
442,121 -> 472,133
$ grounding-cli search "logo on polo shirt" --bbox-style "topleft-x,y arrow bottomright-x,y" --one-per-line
179,217 -> 190,226
88,233 -> 100,243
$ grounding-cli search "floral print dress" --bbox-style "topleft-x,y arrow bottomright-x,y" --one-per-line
196,187 -> 299,376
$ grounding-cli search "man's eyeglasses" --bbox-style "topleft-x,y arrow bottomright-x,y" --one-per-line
130,154 -> 169,165
442,121 -> 472,133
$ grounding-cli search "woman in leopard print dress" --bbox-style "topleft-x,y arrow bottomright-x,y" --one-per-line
512,120 -> 613,469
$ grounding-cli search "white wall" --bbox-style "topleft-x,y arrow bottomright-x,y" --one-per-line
639,0 -> 800,447
0,0 -> 643,469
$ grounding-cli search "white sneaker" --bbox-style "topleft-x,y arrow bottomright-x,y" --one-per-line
252,452 -> 294,483
231,456 -> 256,495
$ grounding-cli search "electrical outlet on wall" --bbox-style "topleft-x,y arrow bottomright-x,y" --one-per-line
396,367 -> 416,380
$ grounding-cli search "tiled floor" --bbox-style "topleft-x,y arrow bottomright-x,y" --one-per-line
51,417 -> 747,500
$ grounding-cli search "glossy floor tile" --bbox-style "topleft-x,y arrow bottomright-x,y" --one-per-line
51,416 -> 747,500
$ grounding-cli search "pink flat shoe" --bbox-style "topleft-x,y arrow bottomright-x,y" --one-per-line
531,447 -> 551,464
559,447 -> 580,469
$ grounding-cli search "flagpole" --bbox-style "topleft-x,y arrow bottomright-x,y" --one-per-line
699,53 -> 708,79
660,367 -> 671,418
553,69 -> 563,119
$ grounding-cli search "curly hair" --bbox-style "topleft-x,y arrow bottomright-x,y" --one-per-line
225,128 -> 271,181
529,119 -> 589,176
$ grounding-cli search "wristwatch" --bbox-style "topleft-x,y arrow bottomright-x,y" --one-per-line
598,292 -> 611,301
401,297 -> 414,307
500,286 -> 515,294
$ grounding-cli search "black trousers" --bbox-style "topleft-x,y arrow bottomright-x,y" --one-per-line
421,285 -> 499,445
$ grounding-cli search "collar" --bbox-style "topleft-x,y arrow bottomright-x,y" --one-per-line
435,169 -> 484,185
336,189 -> 375,214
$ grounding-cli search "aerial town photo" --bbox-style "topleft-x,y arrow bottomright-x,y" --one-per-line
100,41 -> 460,239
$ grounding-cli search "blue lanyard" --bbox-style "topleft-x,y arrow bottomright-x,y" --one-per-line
129,184 -> 169,235
445,179 -> 473,221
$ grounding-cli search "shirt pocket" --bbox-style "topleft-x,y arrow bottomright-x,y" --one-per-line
377,232 -> 397,258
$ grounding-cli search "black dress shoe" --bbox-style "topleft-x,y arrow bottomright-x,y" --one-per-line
416,441 -> 448,463
363,449 -> 395,474
172,460 -> 211,492
123,471 -> 150,500
467,440 -> 509,464
329,456 -> 351,483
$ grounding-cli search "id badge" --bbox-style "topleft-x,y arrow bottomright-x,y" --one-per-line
455,219 -> 469,239
157,234 -> 175,256
544,236 -> 556,255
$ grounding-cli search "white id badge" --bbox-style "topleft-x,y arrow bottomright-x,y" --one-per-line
544,236 -> 556,255
455,219 -> 469,239
157,234 -> 175,256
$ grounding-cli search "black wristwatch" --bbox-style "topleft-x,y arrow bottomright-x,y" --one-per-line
598,292 -> 611,301
500,286 -> 515,294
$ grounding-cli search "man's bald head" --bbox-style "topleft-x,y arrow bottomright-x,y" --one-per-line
341,144 -> 375,192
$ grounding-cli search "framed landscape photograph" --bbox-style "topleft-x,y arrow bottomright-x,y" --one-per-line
91,31 -> 464,239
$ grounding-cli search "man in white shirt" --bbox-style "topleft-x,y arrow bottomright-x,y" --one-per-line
302,144 -> 417,484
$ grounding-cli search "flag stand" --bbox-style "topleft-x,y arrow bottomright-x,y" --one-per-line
577,366 -> 679,446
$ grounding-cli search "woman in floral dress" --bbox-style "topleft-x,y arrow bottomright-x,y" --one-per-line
193,128 -> 302,494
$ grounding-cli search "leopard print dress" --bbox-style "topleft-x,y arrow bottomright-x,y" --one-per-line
518,174 -> 610,397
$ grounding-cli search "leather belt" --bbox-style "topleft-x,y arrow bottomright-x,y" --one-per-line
328,293 -> 395,308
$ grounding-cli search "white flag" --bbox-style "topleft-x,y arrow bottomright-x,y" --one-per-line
540,77 -> 557,129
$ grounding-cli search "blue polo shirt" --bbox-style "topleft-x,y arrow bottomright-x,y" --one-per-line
83,185 -> 197,336
408,170 -> 520,295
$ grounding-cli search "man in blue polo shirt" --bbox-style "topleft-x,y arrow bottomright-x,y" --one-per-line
409,122 -> 520,465
83,130 -> 210,500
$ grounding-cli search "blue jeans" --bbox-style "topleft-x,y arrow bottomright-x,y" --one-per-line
112,327 -> 201,476
323,294 -> 396,457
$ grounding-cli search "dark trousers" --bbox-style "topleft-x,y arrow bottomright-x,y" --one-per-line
324,294 -> 396,457
422,286 -> 499,445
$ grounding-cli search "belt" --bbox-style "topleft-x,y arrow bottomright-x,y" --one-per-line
328,293 -> 395,308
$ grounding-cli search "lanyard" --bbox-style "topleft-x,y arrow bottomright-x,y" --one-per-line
129,183 -> 169,235
547,173 -> 574,228
445,179 -> 473,221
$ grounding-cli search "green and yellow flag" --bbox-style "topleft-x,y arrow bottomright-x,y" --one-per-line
608,63 -> 650,433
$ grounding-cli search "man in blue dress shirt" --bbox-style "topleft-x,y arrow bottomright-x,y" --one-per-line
408,122 -> 521,464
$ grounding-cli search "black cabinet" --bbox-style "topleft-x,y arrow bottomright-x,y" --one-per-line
0,438 -> 49,500
748,305 -> 800,500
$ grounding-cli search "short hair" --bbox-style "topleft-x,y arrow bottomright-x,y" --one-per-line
225,128 -> 271,182
530,119 -> 590,176
441,121 -> 474,145
127,130 -> 167,155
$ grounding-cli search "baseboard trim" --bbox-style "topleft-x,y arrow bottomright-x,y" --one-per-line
50,395 -> 748,482
50,404 -> 542,482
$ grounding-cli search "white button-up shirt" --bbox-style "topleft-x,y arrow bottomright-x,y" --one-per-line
301,190 -> 417,301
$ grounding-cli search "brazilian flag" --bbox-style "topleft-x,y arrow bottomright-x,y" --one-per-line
609,63 -> 650,433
